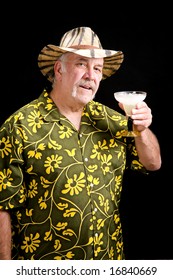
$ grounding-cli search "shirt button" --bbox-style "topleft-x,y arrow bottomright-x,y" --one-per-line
95,233 -> 98,237
94,208 -> 97,212
90,183 -> 94,187
84,158 -> 88,162
79,134 -> 82,138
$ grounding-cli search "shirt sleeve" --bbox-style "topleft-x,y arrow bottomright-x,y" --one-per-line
0,121 -> 27,210
126,137 -> 148,174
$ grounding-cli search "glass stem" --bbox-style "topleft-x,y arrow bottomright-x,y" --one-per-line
128,116 -> 133,131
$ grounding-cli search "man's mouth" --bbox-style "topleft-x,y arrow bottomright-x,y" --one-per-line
80,85 -> 92,90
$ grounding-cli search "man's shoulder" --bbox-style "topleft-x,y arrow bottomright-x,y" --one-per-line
0,97 -> 40,129
88,100 -> 121,115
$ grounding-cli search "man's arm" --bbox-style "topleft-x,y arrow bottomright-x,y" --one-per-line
0,210 -> 12,260
135,128 -> 161,171
118,100 -> 162,171
131,101 -> 161,171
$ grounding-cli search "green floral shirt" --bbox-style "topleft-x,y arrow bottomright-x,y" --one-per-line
0,89 -> 146,260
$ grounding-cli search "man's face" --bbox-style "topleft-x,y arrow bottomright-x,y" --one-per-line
59,53 -> 103,105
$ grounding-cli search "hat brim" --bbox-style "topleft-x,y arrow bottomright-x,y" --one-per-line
38,44 -> 124,82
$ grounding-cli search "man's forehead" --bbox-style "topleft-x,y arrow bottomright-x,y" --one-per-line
66,52 -> 104,64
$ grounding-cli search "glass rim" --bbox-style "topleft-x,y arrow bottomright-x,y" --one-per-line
114,90 -> 147,95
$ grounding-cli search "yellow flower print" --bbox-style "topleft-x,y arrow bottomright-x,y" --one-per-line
62,228 -> 75,236
87,174 -> 100,186
90,102 -> 103,116
111,114 -> 122,122
27,143 -> 46,159
109,139 -> 118,148
57,202 -> 68,211
111,225 -> 122,241
100,154 -> 112,175
65,251 -> 75,259
48,138 -> 62,150
131,146 -> 138,156
14,112 -> 24,122
94,246 -> 101,257
87,175 -> 99,195
19,185 -> 27,204
132,159 -> 143,170
40,176 -> 53,188
94,233 -> 104,257
38,190 -> 49,209
87,165 -> 98,172
63,208 -> 78,218
38,199 -> 47,210
54,256 -> 62,260
43,90 -> 49,97
54,251 -> 75,260
109,246 -> 114,259
97,219 -> 105,230
119,119 -> 127,126
27,110 -> 44,133
26,209 -> 33,217
28,179 -> 38,198
27,150 -> 36,158
115,175 -> 122,190
0,136 -> 12,158
116,240 -> 123,253
15,211 -> 22,221
90,213 -> 96,224
45,97 -> 54,111
114,214 -> 120,224
94,232 -> 103,246
64,148 -> 76,157
54,239 -> 62,250
38,143 -> 46,150
21,232 -> 41,253
82,111 -> 89,117
55,222 -> 68,231
27,165 -> 33,174
104,199 -> 110,213
62,172 -> 86,195
16,127 -> 28,141
0,169 -> 13,191
59,126 -> 73,139
90,139 -> 108,160
98,195 -> 104,206
44,154 -> 63,174
98,197 -> 109,213
44,231 -> 52,241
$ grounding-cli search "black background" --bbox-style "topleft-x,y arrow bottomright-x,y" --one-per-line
2,4 -> 172,259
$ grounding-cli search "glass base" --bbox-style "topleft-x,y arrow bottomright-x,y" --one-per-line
121,130 -> 141,137
121,117 -> 141,137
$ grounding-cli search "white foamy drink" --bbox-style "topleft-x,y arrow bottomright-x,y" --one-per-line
114,91 -> 146,116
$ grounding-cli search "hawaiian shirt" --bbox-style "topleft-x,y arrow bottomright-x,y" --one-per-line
0,89 -> 146,260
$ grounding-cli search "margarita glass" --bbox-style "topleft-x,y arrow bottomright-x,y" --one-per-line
114,90 -> 147,137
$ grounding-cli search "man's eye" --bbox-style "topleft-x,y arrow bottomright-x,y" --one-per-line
78,62 -> 86,66
95,68 -> 102,73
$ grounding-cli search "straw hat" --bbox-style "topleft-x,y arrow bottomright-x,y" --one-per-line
38,26 -> 124,82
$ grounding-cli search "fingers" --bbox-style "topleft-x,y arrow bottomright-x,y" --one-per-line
131,102 -> 152,119
131,102 -> 152,129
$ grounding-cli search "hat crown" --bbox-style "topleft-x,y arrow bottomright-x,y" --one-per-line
38,26 -> 124,82
59,27 -> 103,49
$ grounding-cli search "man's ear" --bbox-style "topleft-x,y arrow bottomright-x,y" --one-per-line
54,61 -> 62,77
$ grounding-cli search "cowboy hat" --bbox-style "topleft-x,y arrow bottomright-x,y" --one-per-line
38,26 -> 124,82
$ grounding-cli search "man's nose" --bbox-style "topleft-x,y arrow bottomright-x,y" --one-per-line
83,67 -> 95,80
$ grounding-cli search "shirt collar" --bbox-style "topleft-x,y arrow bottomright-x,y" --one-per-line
38,89 -> 105,123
